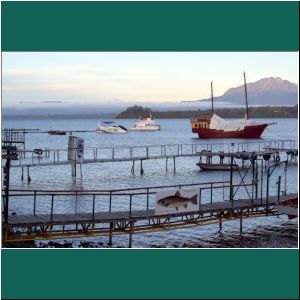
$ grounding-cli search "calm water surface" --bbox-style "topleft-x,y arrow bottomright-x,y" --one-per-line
3,118 -> 298,248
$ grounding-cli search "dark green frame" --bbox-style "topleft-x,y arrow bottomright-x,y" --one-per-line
1,1 -> 299,299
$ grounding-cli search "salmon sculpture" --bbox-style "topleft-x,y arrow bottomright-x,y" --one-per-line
157,191 -> 198,211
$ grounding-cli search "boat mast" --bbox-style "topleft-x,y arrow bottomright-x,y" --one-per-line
211,81 -> 214,115
243,72 -> 249,119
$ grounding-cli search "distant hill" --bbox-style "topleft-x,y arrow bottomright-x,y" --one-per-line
115,105 -> 298,119
182,77 -> 298,106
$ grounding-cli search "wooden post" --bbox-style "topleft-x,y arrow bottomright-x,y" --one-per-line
33,190 -> 37,215
229,156 -> 234,205
79,163 -> 83,178
109,192 -> 112,213
240,210 -> 243,236
173,157 -> 176,173
92,194 -> 95,221
140,160 -> 144,175
50,195 -> 54,222
277,176 -> 282,201
146,188 -> 149,210
27,166 -> 31,182
128,221 -> 133,248
108,222 -> 113,246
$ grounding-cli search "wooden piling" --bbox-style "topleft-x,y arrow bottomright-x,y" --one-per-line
173,157 -> 176,173
108,222 -> 113,246
140,160 -> 144,175
27,166 -> 31,182
240,210 -> 243,236
128,222 -> 134,248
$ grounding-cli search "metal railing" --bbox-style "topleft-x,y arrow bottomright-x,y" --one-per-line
7,139 -> 298,167
4,180 -> 261,222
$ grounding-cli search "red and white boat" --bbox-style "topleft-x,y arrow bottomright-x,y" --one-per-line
276,196 -> 298,220
190,73 -> 270,139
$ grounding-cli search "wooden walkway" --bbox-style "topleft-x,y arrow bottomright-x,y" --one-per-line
3,193 -> 297,245
8,140 -> 298,169
6,196 -> 284,226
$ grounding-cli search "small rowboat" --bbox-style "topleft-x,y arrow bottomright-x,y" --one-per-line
48,130 -> 67,135
276,196 -> 298,220
197,162 -> 239,171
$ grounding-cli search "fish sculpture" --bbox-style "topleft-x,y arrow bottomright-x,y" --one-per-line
157,191 -> 197,211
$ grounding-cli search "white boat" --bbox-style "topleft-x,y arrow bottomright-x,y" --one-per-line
129,114 -> 160,131
96,122 -> 128,134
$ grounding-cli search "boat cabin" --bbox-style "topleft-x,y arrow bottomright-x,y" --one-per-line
190,117 -> 210,129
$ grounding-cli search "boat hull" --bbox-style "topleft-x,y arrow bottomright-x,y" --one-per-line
276,196 -> 298,220
193,124 -> 268,139
96,125 -> 128,134
129,126 -> 160,131
197,163 -> 239,171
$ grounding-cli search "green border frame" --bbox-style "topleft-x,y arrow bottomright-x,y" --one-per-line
1,1 -> 299,51
1,1 -> 299,299
2,250 -> 299,299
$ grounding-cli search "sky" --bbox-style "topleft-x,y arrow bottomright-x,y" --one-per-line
2,52 -> 299,108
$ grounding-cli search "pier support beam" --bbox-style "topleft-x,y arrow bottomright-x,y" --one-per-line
21,166 -> 24,181
71,163 -> 77,177
173,157 -> 176,173
240,210 -> 243,236
128,221 -> 134,248
131,161 -> 135,175
140,160 -> 144,175
108,222 -> 113,246
27,166 -> 31,183
219,216 -> 222,233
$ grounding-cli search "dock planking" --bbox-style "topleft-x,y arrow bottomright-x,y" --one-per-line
7,194 -> 295,228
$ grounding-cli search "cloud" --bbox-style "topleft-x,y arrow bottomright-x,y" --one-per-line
19,100 -> 72,104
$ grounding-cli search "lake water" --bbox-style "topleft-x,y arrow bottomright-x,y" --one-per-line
2,118 -> 298,248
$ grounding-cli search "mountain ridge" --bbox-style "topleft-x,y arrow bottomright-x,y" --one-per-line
183,77 -> 298,106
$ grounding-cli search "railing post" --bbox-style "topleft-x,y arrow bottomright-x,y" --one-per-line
199,188 -> 202,211
210,183 -> 213,204
284,161 -> 288,195
266,168 -> 270,215
255,162 -> 258,200
92,194 -> 95,220
33,190 -> 37,215
75,191 -> 78,214
129,194 -> 132,218
146,188 -> 149,210
109,192 -> 112,213
277,176 -> 282,202
50,195 -> 54,222
229,156 -> 234,206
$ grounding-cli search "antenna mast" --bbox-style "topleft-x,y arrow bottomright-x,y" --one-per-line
243,72 -> 249,119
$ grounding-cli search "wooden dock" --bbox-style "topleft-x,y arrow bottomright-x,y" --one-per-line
5,140 -> 298,182
3,190 -> 297,247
